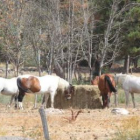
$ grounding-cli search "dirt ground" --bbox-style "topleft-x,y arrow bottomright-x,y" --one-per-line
0,103 -> 140,140
0,72 -> 140,140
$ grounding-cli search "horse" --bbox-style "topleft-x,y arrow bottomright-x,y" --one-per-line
91,74 -> 117,108
114,73 -> 140,108
91,76 -> 99,85
0,77 -> 19,108
17,74 -> 74,109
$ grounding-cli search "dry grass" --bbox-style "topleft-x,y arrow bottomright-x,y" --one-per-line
1,106 -> 140,140
0,69 -> 140,139
0,122 -> 7,136
24,125 -> 44,140
63,109 -> 83,123
114,116 -> 140,140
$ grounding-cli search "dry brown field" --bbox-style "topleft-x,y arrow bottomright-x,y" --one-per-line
0,72 -> 140,140
0,95 -> 140,140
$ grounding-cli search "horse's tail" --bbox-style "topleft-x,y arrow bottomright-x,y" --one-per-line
105,75 -> 117,92
17,78 -> 28,92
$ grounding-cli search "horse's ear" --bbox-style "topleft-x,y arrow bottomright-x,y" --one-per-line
70,84 -> 75,89
69,84 -> 74,89
112,73 -> 116,78
70,83 -> 73,87
69,84 -> 75,95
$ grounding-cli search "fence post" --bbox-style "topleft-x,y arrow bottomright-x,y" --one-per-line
39,107 -> 50,140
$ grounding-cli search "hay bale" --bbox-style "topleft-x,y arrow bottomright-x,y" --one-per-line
48,85 -> 102,109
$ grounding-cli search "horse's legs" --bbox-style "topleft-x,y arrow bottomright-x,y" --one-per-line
42,94 -> 45,106
125,91 -> 129,108
102,94 -> 109,108
33,94 -> 38,109
102,95 -> 104,108
107,93 -> 111,108
50,91 -> 56,108
114,92 -> 118,107
131,93 -> 135,108
18,91 -> 25,109
42,93 -> 49,108
14,95 -> 18,109
7,95 -> 14,108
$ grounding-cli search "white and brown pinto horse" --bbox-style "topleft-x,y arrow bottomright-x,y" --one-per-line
115,73 -> 140,108
17,75 -> 74,109
0,77 -> 19,108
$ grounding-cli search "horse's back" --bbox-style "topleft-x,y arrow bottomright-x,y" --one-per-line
0,78 -> 6,91
38,75 -> 60,92
5,77 -> 17,86
98,74 -> 115,92
124,75 -> 140,92
18,74 -> 66,93
1,77 -> 18,95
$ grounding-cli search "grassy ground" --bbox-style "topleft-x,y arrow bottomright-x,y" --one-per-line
0,67 -> 140,139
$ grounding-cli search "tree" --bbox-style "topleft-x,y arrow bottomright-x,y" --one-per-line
0,0 -> 27,76
122,0 -> 140,70
91,0 -> 140,76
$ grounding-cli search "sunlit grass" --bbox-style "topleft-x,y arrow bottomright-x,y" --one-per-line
0,123 -> 7,136
0,95 -> 10,105
26,126 -> 44,140
110,86 -> 140,107
21,119 -> 44,140
113,116 -> 140,140
117,89 -> 125,104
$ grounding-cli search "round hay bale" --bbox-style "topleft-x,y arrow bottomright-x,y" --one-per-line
48,85 -> 102,109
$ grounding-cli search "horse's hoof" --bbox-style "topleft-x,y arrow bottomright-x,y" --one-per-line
15,105 -> 18,109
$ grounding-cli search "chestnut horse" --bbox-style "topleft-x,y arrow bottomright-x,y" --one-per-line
17,75 -> 74,109
91,74 -> 117,108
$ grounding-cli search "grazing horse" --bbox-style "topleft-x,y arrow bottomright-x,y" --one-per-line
91,74 -> 117,108
17,75 -> 74,109
0,77 -> 19,108
91,76 -> 99,85
115,73 -> 140,108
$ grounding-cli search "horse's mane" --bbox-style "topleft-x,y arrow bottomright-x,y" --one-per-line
115,74 -> 128,85
57,77 -> 69,90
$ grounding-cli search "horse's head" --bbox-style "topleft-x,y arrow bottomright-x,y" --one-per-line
64,84 -> 74,100
91,76 -> 99,85
114,73 -> 125,85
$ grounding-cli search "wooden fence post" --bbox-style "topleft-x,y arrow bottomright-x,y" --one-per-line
39,107 -> 50,140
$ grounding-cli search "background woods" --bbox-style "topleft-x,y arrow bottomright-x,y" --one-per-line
0,0 -> 140,83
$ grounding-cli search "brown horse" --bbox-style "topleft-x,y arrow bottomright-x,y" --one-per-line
91,74 -> 117,108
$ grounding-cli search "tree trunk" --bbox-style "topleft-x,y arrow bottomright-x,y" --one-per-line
124,56 -> 127,73
16,64 -> 19,77
93,58 -> 100,77
54,62 -> 65,79
5,60 -> 8,78
126,55 -> 130,74
34,50 -> 41,109
133,57 -> 139,68
38,50 -> 41,77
